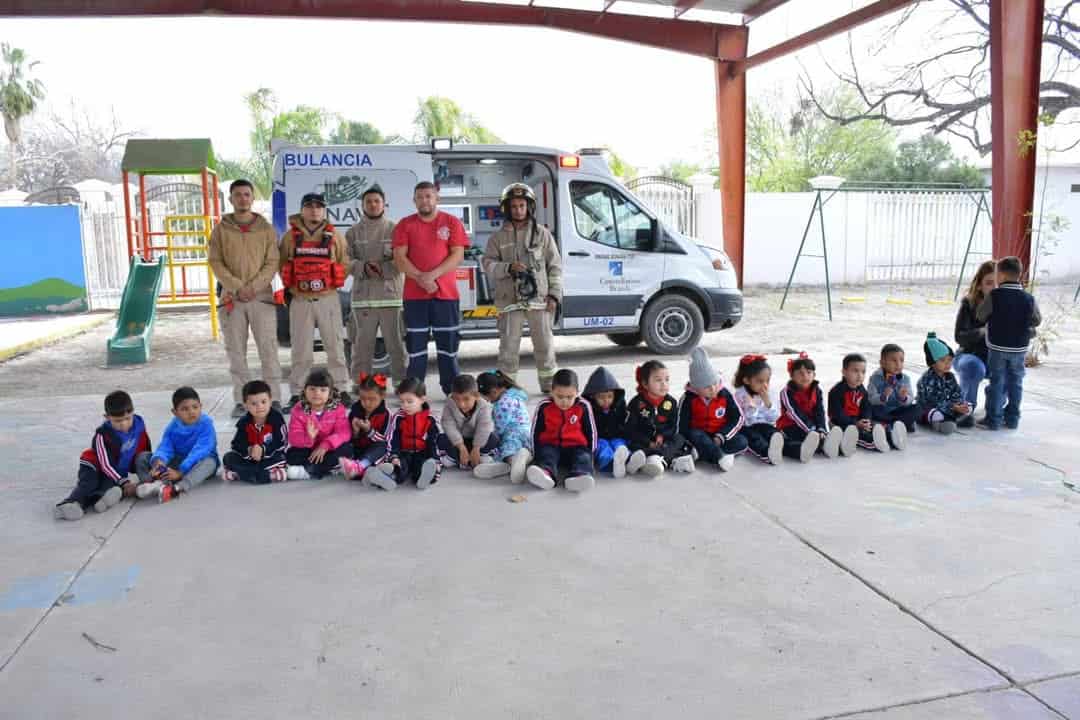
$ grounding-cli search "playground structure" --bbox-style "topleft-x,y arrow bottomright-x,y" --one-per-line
116,139 -> 222,363
780,180 -> 993,320
106,256 -> 166,365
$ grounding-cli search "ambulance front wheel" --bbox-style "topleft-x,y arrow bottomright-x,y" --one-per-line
641,294 -> 703,355
607,332 -> 642,348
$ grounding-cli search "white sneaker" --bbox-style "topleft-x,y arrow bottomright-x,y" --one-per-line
823,427 -> 842,459
690,447 -> 700,461
473,461 -> 510,479
718,453 -> 735,472
891,422 -> 908,451
417,459 -> 438,490
440,455 -> 458,469
840,425 -> 859,457
932,420 -> 957,435
641,455 -> 666,478
509,448 -> 531,485
872,423 -> 890,452
612,445 -> 630,478
799,433 -> 818,463
526,465 -> 555,490
135,481 -> 163,500
767,432 -> 784,465
286,466 -> 310,481
366,467 -> 397,491
93,486 -> 123,513
672,454 -> 696,473
565,474 -> 595,493
625,449 -> 647,475
54,502 -> 84,521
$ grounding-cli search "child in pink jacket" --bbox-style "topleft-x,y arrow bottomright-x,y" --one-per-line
286,369 -> 352,480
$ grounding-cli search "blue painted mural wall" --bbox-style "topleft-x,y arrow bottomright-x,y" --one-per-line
0,205 -> 87,316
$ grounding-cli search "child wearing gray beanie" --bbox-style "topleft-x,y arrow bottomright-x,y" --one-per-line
679,347 -> 749,471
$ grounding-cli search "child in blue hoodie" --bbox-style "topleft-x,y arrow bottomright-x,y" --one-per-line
139,386 -> 220,503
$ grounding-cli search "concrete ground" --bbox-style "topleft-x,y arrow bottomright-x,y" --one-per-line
1,285 -> 1078,719
0,312 -> 111,362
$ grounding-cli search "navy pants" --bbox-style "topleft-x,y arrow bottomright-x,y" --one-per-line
285,445 -> 349,478
685,428 -> 749,464
780,426 -> 822,459
390,450 -> 440,485
437,433 -> 500,468
534,444 -> 593,480
404,299 -> 460,395
869,403 -> 919,432
351,442 -> 388,469
223,451 -> 286,485
629,434 -> 691,465
63,451 -> 152,507
740,424 -> 780,462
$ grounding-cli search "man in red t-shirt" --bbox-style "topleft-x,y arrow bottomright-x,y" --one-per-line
392,181 -> 469,395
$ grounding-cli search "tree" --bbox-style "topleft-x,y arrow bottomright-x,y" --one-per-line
0,43 -> 46,188
236,88 -> 327,196
858,133 -> 985,186
329,119 -> 384,145
413,96 -> 502,144
802,1 -> 1080,155
659,160 -> 701,183
746,86 -> 896,191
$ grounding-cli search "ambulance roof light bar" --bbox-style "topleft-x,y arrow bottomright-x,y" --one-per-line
559,154 -> 581,169
431,137 -> 453,151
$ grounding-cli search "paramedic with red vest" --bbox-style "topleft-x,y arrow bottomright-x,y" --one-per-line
392,181 -> 468,396
280,193 -> 350,412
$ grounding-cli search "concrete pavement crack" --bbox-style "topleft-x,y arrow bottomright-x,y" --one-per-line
916,571 -> 1033,614
0,501 -> 137,674
717,480 -> 1071,720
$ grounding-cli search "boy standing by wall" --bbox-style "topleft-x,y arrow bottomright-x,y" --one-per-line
976,256 -> 1041,430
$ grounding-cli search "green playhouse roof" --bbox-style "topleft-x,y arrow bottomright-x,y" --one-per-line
121,139 -> 217,175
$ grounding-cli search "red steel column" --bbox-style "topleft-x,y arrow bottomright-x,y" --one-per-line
715,26 -> 749,287
990,0 -> 1044,273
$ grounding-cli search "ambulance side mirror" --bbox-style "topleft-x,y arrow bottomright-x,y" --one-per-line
634,220 -> 658,251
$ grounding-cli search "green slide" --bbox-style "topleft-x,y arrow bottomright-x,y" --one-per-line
107,256 -> 166,366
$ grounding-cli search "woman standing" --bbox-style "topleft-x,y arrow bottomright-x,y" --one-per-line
953,260 -> 996,411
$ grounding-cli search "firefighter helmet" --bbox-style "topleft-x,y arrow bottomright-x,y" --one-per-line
500,183 -> 536,219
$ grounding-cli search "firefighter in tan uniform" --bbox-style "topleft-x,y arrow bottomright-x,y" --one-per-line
280,192 -> 350,411
208,179 -> 283,418
483,183 -> 562,393
346,185 -> 407,387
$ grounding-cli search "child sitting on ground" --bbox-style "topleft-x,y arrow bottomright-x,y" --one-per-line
679,347 -> 747,472
477,370 -> 533,484
625,360 -> 695,477
366,378 -> 445,491
732,354 -> 784,465
141,386 -> 220,503
223,380 -> 289,484
917,332 -> 974,434
440,373 -> 500,477
777,353 -> 843,462
55,390 -> 153,520
867,344 -> 919,433
582,366 -> 631,477
285,369 -> 352,481
828,353 -> 902,453
527,369 -> 597,493
976,255 -> 1041,430
342,373 -> 392,482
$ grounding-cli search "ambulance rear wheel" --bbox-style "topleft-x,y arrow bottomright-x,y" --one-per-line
642,294 -> 703,355
607,332 -> 642,348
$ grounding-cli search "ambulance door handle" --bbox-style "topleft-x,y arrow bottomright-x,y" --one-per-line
568,251 -> 590,257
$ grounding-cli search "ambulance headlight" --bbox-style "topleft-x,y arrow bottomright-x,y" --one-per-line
698,244 -> 731,271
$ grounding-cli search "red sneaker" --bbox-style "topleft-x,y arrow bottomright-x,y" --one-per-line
158,483 -> 179,504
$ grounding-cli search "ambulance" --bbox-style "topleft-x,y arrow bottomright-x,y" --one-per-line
271,140 -> 742,356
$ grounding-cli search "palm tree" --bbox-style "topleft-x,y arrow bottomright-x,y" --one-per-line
0,43 -> 46,189
414,96 -> 501,144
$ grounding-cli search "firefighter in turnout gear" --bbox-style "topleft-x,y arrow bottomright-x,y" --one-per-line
345,185 -> 407,388
483,183 -> 563,392
280,193 -> 350,411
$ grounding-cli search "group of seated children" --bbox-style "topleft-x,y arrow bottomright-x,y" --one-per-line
55,328 -> 989,516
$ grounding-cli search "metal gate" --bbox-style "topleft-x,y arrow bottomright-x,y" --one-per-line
626,176 -> 696,237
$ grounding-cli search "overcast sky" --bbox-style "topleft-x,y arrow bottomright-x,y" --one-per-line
4,0 -> 1071,171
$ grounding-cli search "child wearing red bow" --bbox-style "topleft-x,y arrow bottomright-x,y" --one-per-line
777,353 -> 844,463
732,354 -> 784,465
624,360 -> 695,477
340,372 -> 392,482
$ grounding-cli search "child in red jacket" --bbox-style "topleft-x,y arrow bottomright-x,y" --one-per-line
340,372 -> 392,483
527,369 -> 597,493
777,353 -> 843,463
286,369 -> 352,480
365,377 -> 445,491
678,347 -> 747,472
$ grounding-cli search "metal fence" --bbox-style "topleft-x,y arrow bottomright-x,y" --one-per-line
627,176 -> 696,237
81,206 -> 131,310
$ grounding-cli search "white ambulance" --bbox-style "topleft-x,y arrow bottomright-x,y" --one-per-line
271,140 -> 742,355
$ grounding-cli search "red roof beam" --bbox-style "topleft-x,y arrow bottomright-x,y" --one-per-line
674,0 -> 702,19
736,0 -> 916,73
